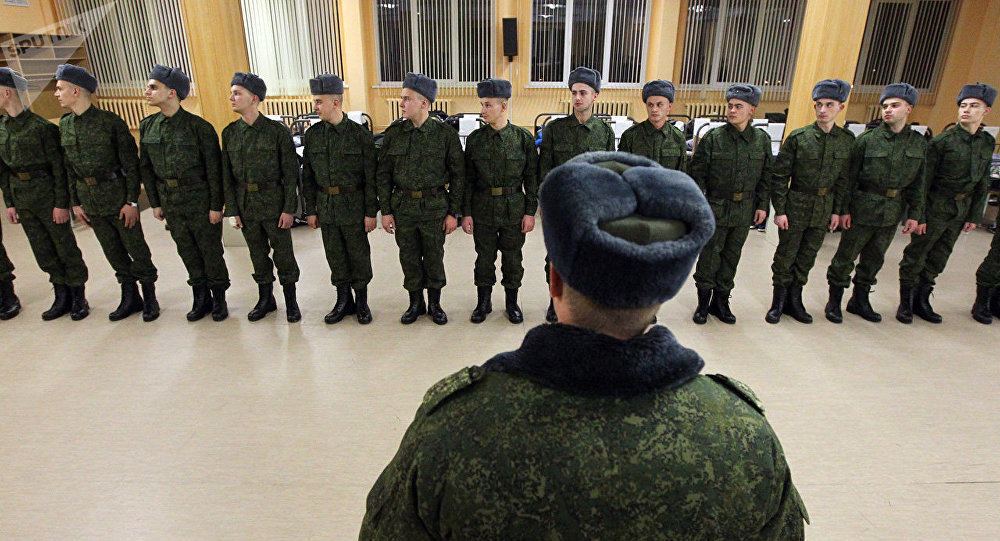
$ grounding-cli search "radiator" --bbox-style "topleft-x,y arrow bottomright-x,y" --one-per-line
260,97 -> 315,119
561,100 -> 630,117
686,103 -> 727,118
98,98 -> 151,130
387,98 -> 452,119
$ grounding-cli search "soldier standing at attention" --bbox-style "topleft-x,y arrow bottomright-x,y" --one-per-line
617,79 -> 687,172
222,72 -> 301,323
766,79 -> 854,324
56,64 -> 158,322
301,73 -> 378,325
140,65 -> 230,322
538,66 -> 615,322
899,83 -> 994,324
461,78 -> 538,324
377,72 -> 464,325
689,84 -> 771,325
361,152 -> 807,540
825,83 -> 926,324
1,67 -> 89,321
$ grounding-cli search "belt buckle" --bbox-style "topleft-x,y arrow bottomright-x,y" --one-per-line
491,187 -> 503,196
411,190 -> 423,199
733,192 -> 744,202
84,177 -> 97,186
885,188 -> 898,197
16,172 -> 31,180
165,178 -> 179,188
816,188 -> 829,196
246,184 -> 259,192
328,186 -> 341,195
955,193 -> 968,201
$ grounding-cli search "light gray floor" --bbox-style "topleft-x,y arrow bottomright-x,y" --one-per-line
0,211 -> 997,539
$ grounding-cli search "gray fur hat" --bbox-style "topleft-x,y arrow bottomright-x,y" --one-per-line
0,67 -> 28,92
231,72 -> 266,102
310,73 -> 344,96
55,64 -> 97,94
149,64 -> 190,100
403,72 -> 437,102
568,67 -> 601,93
880,82 -> 918,106
812,79 -> 851,103
957,83 -> 996,107
642,80 -> 676,103
477,78 -> 512,99
725,83 -> 762,107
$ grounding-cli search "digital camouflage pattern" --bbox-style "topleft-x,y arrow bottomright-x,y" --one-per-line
361,324 -> 807,540
376,117 -> 464,291
976,227 -> 1000,288
139,106 -> 229,288
689,123 -> 772,292
769,122 -> 854,287
463,122 -> 538,289
617,119 -> 688,171
301,117 -> 378,288
1,109 -> 88,286
538,114 -> 615,182
0,223 -> 13,282
899,126 -> 995,287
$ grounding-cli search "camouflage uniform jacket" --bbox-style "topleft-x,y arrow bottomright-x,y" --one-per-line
617,119 -> 688,171
300,116 -> 378,225
376,116 -> 464,220
60,105 -> 140,216
462,121 -> 538,226
771,122 -> 855,228
922,125 -> 995,224
139,107 -> 224,214
0,108 -> 68,210
221,114 -> 299,221
689,122 -> 773,227
538,114 -> 615,182
361,323 -> 809,540
838,122 -> 927,225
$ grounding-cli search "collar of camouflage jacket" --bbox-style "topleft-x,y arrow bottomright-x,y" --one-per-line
482,323 -> 705,398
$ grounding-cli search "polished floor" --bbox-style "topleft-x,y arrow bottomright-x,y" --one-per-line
0,212 -> 997,540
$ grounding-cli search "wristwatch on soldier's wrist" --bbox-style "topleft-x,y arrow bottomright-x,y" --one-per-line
128,201 -> 138,208
450,212 -> 461,220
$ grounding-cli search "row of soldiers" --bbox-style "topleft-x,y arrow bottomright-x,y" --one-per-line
1,64 -> 998,327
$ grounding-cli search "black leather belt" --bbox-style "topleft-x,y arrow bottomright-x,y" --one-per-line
13,167 -> 51,180
859,183 -> 900,198
401,185 -> 447,199
160,176 -> 204,188
931,186 -> 973,201
708,189 -> 754,202
80,170 -> 121,187
790,183 -> 830,196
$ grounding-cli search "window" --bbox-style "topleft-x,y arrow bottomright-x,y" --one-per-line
55,0 -> 194,98
530,0 -> 650,88
679,0 -> 805,95
374,0 -> 494,86
240,0 -> 344,96
854,0 -> 959,94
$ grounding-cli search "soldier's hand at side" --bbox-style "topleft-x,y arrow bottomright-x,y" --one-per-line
233,216 -> 243,229
443,215 -> 458,235
462,216 -> 474,235
52,207 -> 69,224
6,207 -> 18,224
153,207 -> 165,221
364,216 -> 377,233
73,205 -> 90,226
120,204 -> 139,228
209,210 -> 223,224
753,210 -> 767,225
916,223 -> 927,235
829,214 -> 840,231
522,215 -> 536,234
278,212 -> 294,229
840,214 -> 851,229
963,222 -> 977,233
774,215 -> 789,230
306,215 -> 318,229
901,219 -> 919,234
382,214 -> 395,234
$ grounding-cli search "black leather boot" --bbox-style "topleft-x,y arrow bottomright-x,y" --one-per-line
895,284 -> 914,324
186,285 -> 211,321
284,284 -> 301,323
784,285 -> 813,323
0,278 -> 20,320
764,286 -> 786,324
42,284 -> 71,321
545,298 -> 558,322
991,287 -> 1000,318
400,289 -> 426,324
247,283 -> 277,321
505,288 -> 523,324
210,286 -> 228,321
324,285 -> 356,324
141,282 -> 160,322
109,281 -> 143,321
692,288 -> 712,324
846,285 -> 881,322
913,284 -> 942,324
69,285 -> 90,321
427,288 -> 447,325
825,284 -> 845,323
972,285 -> 993,324
354,287 -> 372,324
470,286 -> 492,323
709,290 -> 736,324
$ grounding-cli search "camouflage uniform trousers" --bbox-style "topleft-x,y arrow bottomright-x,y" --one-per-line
321,222 -> 372,289
0,223 -> 13,282
89,214 -> 157,284
19,207 -> 88,286
898,220 -> 964,287
975,228 -> 1000,288
826,224 -> 896,289
166,211 -> 229,289
771,222 -> 827,288
473,221 -> 525,289
240,218 -> 299,285
693,224 -> 751,292
395,217 -> 446,292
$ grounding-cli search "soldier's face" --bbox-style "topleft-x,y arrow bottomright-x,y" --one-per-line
645,96 -> 672,124
814,99 -> 845,123
0,88 -> 9,110
726,99 -> 754,125
570,83 -> 596,112
54,80 -> 78,108
479,98 -> 506,123
314,94 -> 340,121
144,79 -> 172,106
230,85 -> 256,113
880,98 -> 911,125
400,88 -> 427,119
959,99 -> 990,126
